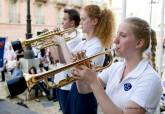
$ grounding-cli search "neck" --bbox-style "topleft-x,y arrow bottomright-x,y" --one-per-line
123,53 -> 143,78
86,29 -> 95,40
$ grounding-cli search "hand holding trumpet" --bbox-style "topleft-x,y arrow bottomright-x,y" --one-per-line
69,51 -> 98,93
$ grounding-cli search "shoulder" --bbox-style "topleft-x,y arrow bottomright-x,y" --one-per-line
142,64 -> 160,82
132,59 -> 161,85
110,61 -> 124,70
72,40 -> 86,50
130,66 -> 162,113
136,65 -> 161,91
91,36 -> 102,46
86,37 -> 103,51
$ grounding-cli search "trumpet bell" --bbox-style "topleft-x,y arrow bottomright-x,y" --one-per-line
11,40 -> 23,52
7,76 -> 27,97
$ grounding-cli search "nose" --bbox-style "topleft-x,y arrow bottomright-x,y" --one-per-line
114,36 -> 119,44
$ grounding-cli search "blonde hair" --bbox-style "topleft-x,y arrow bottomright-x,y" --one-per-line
125,17 -> 157,69
83,5 -> 115,48
150,29 -> 157,69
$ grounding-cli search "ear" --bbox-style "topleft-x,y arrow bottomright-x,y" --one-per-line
91,18 -> 98,26
70,20 -> 75,27
136,39 -> 144,49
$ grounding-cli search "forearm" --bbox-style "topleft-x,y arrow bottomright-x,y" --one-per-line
58,41 -> 72,64
91,80 -> 123,114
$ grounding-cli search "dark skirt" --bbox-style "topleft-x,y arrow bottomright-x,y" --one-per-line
64,83 -> 98,114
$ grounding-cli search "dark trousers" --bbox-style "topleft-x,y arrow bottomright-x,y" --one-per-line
1,67 -> 7,81
1,70 -> 5,81
64,83 -> 97,114
52,88 -> 57,100
34,82 -> 50,98
56,88 -> 70,113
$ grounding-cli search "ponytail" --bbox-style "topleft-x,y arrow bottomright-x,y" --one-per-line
94,9 -> 115,48
150,29 -> 157,70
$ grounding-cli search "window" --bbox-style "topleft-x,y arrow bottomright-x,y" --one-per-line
36,4 -> 45,24
9,0 -> 20,23
56,7 -> 63,26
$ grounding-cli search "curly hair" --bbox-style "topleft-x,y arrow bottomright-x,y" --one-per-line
83,5 -> 115,48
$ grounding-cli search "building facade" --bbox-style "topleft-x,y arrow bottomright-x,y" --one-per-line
0,0 -> 111,41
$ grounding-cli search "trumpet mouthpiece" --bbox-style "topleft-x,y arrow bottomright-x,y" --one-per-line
111,44 -> 116,51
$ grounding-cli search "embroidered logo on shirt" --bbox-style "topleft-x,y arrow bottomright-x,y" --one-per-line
124,83 -> 132,91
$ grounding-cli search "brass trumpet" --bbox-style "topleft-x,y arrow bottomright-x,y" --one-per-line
26,48 -> 115,91
6,48 -> 115,97
17,28 -> 76,50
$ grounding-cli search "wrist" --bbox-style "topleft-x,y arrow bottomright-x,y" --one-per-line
90,79 -> 101,91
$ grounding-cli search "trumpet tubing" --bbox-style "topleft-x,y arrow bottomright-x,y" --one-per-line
26,48 -> 115,90
39,42 -> 57,49
21,27 -> 76,49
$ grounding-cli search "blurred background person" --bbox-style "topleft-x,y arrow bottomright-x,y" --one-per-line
12,61 -> 23,79
53,8 -> 81,112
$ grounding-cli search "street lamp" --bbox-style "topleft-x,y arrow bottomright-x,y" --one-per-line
24,0 -> 35,59
26,0 -> 32,39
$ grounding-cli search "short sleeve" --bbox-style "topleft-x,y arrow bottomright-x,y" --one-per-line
98,62 -> 123,86
98,67 -> 111,85
85,46 -> 104,66
67,35 -> 81,52
130,75 -> 162,113
71,41 -> 84,53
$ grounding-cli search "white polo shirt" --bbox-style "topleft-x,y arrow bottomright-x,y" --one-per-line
54,36 -> 105,90
54,30 -> 82,90
98,59 -> 162,114
67,30 -> 82,51
71,36 -> 105,66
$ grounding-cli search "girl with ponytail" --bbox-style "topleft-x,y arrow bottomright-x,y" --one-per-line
72,17 -> 162,114
59,4 -> 115,114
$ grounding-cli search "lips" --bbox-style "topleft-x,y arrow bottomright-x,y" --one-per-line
116,46 -> 121,52
116,45 -> 120,50
116,48 -> 119,52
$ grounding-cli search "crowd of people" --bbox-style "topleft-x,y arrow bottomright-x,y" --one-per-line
0,39 -> 58,102
0,4 -> 163,114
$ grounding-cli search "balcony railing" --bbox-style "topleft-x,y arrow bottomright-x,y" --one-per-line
53,0 -> 68,6
35,0 -> 48,3
71,0 -> 83,7
10,0 -> 17,4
